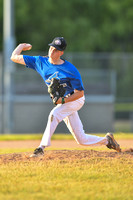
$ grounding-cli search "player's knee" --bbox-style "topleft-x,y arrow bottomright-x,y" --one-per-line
48,110 -> 60,123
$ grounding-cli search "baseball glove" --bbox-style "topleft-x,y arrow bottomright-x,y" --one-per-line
48,78 -> 66,105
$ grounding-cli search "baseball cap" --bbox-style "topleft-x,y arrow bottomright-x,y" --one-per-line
48,37 -> 67,51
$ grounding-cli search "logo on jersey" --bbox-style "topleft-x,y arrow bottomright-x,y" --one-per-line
46,72 -> 59,85
45,71 -> 67,87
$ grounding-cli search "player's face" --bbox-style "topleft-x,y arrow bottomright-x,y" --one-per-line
48,46 -> 63,59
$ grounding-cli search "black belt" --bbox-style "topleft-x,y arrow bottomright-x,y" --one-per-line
70,91 -> 74,95
65,91 -> 74,97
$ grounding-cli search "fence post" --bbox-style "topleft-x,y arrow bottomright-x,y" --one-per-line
3,0 -> 16,133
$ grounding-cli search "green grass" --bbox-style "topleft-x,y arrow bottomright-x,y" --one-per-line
0,133 -> 133,200
0,146 -> 111,155
115,102 -> 133,111
0,133 -> 43,141
0,148 -> 33,154
0,133 -> 73,141
0,153 -> 132,200
0,133 -> 133,141
114,120 -> 132,133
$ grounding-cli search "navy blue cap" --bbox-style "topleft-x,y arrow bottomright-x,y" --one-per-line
48,37 -> 67,51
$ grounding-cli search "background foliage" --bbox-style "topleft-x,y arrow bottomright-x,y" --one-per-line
1,0 -> 133,105
1,0 -> 133,52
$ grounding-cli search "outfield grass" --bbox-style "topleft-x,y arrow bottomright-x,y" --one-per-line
115,102 -> 133,111
0,133 -> 133,141
0,151 -> 133,200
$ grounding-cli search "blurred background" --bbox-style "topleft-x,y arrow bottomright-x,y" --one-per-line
0,0 -> 133,134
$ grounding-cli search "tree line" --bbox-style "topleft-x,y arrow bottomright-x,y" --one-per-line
0,0 -> 133,52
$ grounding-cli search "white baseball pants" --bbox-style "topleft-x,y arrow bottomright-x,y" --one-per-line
40,96 -> 108,147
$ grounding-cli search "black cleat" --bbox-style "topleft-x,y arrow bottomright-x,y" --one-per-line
106,133 -> 121,152
30,147 -> 44,158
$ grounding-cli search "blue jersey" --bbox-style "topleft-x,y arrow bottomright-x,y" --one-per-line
23,55 -> 84,95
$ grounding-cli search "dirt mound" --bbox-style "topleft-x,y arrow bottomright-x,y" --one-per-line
0,149 -> 133,164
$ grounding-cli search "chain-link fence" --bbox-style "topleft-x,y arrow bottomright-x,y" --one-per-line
13,67 -> 116,97
0,52 -> 133,133
65,52 -> 133,102
10,52 -> 133,101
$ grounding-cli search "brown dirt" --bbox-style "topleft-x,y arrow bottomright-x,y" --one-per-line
0,139 -> 133,148
0,139 -> 133,164
0,149 -> 133,164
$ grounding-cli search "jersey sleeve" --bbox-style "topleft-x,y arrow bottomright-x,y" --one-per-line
70,67 -> 84,91
70,78 -> 84,91
23,55 -> 37,70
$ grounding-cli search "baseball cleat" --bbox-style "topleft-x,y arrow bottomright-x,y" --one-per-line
30,147 -> 44,158
106,132 -> 121,152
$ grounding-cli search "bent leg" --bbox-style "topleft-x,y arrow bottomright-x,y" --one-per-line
64,112 -> 108,146
40,97 -> 85,147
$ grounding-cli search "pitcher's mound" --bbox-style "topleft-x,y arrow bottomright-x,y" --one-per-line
0,149 -> 133,164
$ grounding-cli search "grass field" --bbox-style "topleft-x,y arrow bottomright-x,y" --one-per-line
0,132 -> 133,141
0,133 -> 133,200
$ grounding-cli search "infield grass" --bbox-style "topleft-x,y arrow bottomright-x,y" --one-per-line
0,133 -> 133,200
0,151 -> 133,200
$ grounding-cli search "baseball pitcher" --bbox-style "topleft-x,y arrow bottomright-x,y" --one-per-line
11,37 -> 121,157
